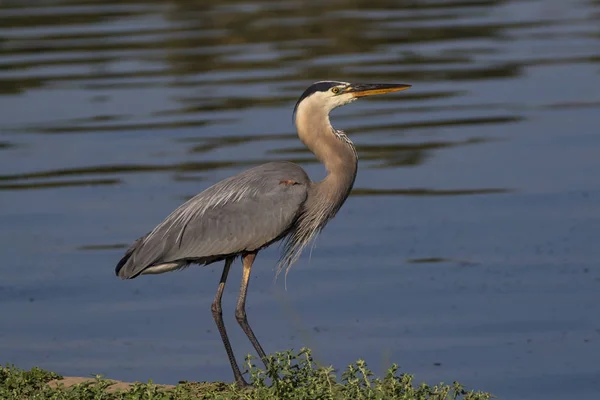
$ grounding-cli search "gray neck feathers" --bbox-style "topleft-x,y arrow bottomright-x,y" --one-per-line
277,99 -> 358,279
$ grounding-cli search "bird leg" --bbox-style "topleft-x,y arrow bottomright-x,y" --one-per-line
236,252 -> 269,369
211,257 -> 248,387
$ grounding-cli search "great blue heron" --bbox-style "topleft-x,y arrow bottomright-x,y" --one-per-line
115,81 -> 411,386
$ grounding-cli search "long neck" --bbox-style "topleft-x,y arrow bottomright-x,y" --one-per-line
295,102 -> 358,209
277,102 -> 358,278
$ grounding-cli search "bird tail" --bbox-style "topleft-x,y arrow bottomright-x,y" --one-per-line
115,236 -> 145,279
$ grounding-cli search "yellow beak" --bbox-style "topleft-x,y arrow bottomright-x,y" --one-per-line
345,83 -> 412,98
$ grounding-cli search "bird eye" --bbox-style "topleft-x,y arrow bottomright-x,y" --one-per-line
331,87 -> 340,94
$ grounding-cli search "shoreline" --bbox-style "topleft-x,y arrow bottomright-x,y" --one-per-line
47,376 -> 177,392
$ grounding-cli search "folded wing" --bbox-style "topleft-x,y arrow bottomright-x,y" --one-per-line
116,162 -> 310,279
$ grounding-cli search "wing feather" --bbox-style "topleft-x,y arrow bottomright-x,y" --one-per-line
116,162 -> 309,278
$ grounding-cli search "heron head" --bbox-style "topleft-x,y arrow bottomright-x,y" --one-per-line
293,81 -> 411,119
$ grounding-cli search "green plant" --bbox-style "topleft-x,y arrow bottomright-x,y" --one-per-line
1,349 -> 493,400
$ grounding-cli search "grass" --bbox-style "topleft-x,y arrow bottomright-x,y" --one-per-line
1,348 -> 493,400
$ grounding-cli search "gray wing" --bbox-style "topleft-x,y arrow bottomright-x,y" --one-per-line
116,161 -> 310,279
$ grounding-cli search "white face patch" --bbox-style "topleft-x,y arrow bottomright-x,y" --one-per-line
332,92 -> 357,109
303,87 -> 357,113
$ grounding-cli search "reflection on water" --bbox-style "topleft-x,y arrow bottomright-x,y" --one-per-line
1,1 -> 600,399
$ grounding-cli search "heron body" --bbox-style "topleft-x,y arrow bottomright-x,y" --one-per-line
115,81 -> 411,386
116,162 -> 310,277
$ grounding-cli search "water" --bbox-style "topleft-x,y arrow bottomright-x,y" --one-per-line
1,0 -> 599,398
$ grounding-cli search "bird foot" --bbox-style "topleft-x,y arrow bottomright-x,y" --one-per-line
235,378 -> 251,389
